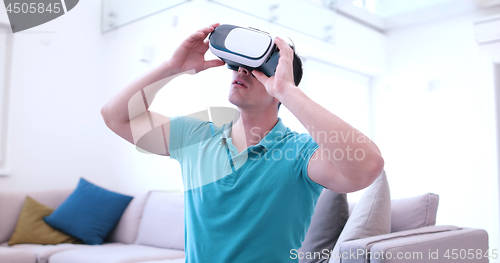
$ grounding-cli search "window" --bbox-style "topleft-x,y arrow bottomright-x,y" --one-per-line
0,25 -> 12,175
279,57 -> 372,138
101,0 -> 190,33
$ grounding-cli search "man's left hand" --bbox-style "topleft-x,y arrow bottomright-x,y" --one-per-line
252,37 -> 298,102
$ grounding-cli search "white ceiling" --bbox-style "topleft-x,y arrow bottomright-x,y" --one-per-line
307,0 -> 500,31
350,0 -> 470,17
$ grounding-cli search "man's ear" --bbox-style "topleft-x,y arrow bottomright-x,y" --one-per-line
273,97 -> 280,103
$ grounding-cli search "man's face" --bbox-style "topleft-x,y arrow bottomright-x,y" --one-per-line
228,67 -> 277,111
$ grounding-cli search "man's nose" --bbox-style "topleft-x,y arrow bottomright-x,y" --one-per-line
238,67 -> 250,75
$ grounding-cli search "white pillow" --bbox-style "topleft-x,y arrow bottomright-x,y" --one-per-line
107,191 -> 150,244
135,191 -> 184,250
391,193 -> 439,232
329,171 -> 391,263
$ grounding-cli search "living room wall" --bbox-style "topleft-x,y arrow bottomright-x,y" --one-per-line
372,8 -> 500,256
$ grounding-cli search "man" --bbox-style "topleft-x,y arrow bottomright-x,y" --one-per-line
101,23 -> 384,262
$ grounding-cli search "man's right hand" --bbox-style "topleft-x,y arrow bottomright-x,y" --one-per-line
102,24 -> 226,156
164,23 -> 225,75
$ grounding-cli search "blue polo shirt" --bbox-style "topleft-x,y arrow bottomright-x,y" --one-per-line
169,116 -> 324,263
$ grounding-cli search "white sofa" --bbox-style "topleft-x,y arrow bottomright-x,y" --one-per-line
0,190 -> 186,263
0,188 -> 490,263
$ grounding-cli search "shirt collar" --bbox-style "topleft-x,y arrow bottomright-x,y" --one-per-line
221,122 -> 232,142
220,118 -> 288,150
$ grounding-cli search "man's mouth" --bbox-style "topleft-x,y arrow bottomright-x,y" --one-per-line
233,80 -> 246,88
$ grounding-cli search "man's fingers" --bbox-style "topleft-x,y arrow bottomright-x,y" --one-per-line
204,59 -> 225,70
200,24 -> 219,38
275,37 -> 293,60
209,23 -> 220,29
252,70 -> 269,84
200,26 -> 214,37
185,32 -> 206,45
194,29 -> 211,40
274,37 -> 294,79
275,37 -> 290,50
188,24 -> 219,43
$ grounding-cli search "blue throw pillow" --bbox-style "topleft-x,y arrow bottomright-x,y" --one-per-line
44,178 -> 133,245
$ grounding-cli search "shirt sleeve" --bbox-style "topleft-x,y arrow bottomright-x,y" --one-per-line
291,133 -> 325,197
168,116 -> 214,161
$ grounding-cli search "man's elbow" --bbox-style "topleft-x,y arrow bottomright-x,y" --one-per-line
101,104 -> 109,118
337,155 -> 385,193
365,154 -> 385,186
100,105 -> 113,127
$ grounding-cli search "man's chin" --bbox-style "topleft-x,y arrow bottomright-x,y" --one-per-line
228,94 -> 244,107
228,99 -> 244,109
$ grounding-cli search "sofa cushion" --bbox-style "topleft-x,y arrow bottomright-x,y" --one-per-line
48,243 -> 185,263
2,243 -> 87,263
8,196 -> 78,245
136,191 -> 184,250
107,191 -> 150,244
329,170 -> 391,263
0,247 -> 36,263
391,193 -> 439,232
136,259 -> 186,263
0,190 -> 72,244
298,189 -> 348,263
44,178 -> 133,245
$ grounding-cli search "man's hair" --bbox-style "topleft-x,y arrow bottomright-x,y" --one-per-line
292,50 -> 303,86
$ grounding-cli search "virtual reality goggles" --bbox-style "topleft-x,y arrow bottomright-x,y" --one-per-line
209,24 -> 284,77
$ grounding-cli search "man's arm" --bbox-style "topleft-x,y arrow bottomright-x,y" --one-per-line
253,37 -> 384,193
101,24 -> 224,156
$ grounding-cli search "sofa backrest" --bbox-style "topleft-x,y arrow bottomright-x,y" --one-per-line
0,189 -> 149,245
0,189 -> 72,243
135,191 -> 184,250
129,191 -> 438,251
0,188 -> 432,247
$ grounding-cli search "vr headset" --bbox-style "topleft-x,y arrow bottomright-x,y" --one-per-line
209,24 -> 282,77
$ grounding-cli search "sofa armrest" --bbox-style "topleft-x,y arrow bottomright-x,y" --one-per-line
337,226 -> 489,263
